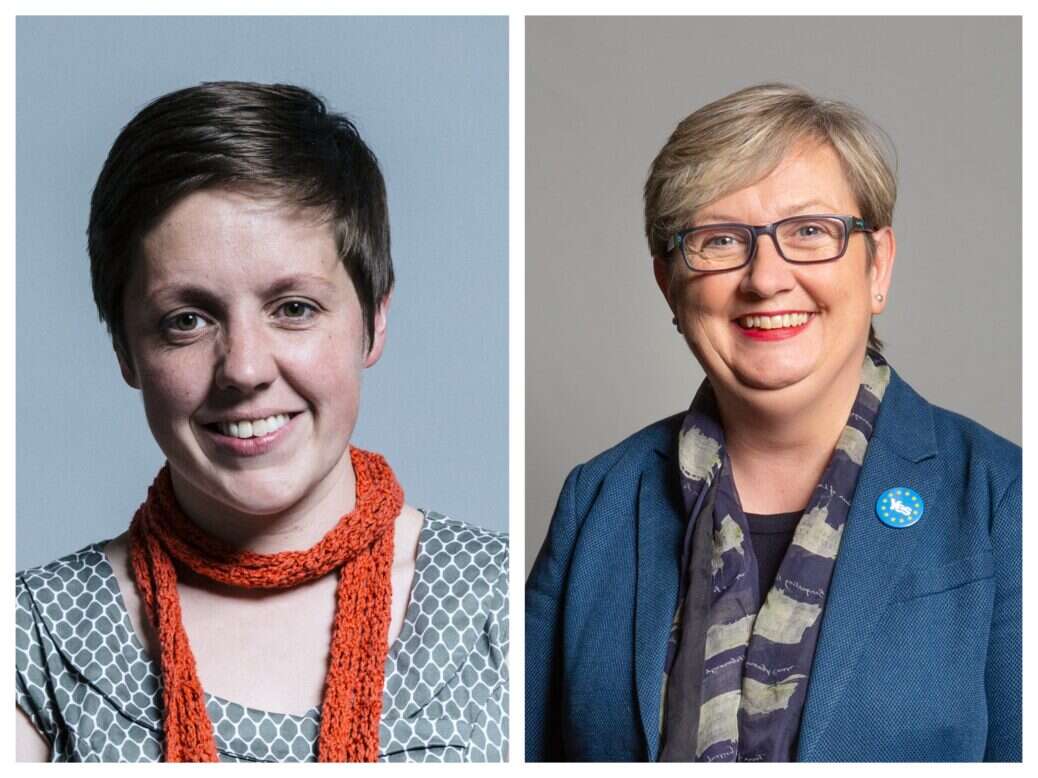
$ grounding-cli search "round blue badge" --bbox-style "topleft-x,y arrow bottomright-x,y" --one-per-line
876,487 -> 924,528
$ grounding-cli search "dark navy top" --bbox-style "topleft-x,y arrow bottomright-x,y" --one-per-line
745,511 -> 801,606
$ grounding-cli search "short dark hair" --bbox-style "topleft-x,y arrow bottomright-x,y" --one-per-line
88,81 -> 393,353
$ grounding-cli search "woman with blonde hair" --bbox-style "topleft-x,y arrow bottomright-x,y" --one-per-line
526,83 -> 1019,762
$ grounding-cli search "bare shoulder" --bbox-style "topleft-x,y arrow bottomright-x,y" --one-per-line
394,503 -> 424,566
15,705 -> 50,762
99,531 -> 133,603
101,530 -> 129,564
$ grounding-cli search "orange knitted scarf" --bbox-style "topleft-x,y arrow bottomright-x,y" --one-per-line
128,447 -> 402,762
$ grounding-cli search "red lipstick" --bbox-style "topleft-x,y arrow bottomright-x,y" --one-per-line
734,311 -> 814,341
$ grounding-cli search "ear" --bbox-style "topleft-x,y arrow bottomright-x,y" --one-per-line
363,293 -> 391,368
652,256 -> 676,314
868,226 -> 896,314
116,343 -> 140,389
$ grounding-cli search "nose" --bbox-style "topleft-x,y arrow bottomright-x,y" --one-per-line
738,231 -> 797,298
213,319 -> 278,393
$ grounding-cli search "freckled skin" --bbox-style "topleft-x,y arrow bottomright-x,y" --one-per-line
654,141 -> 896,420
118,188 -> 388,531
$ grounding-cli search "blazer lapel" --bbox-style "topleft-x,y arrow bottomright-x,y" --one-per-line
797,371 -> 940,760
634,446 -> 686,761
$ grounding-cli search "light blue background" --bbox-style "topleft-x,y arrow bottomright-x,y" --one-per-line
17,16 -> 508,569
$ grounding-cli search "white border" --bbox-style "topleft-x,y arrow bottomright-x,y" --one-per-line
508,11 -> 527,767
6,1 -> 1032,772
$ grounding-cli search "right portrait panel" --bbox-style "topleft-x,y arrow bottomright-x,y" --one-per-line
525,16 -> 1021,762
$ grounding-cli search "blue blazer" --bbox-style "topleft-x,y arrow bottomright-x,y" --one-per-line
526,368 -> 1021,761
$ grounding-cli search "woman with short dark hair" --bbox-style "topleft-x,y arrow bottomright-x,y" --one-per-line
16,82 -> 508,763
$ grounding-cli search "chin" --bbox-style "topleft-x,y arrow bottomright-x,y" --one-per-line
726,351 -> 819,393
732,370 -> 810,393
201,476 -> 300,517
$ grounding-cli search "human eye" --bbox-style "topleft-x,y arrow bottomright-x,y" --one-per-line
160,310 -> 210,338
691,227 -> 748,255
275,300 -> 319,322
706,234 -> 738,247
785,218 -> 840,242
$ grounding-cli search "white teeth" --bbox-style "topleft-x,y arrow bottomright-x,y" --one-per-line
740,313 -> 811,330
217,413 -> 290,439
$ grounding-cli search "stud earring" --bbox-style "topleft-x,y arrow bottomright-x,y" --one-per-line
875,293 -> 884,302
672,316 -> 681,333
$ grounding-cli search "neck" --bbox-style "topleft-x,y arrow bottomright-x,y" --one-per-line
168,449 -> 357,555
713,358 -> 864,514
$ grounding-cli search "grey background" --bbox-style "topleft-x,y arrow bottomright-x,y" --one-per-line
17,16 -> 508,570
526,16 -> 1022,574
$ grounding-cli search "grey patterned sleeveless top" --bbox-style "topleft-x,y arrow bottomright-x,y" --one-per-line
15,513 -> 508,762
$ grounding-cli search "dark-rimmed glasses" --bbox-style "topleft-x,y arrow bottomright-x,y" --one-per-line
666,214 -> 875,273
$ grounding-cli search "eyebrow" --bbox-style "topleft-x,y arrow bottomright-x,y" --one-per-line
694,199 -> 841,226
263,273 -> 339,297
146,273 -> 340,309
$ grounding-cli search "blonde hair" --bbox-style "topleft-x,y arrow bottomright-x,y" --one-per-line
644,83 -> 897,258
644,83 -> 897,350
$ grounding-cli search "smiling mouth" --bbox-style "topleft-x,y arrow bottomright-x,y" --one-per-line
736,312 -> 814,330
203,412 -> 302,440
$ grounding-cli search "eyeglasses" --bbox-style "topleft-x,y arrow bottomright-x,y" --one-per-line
666,214 -> 875,273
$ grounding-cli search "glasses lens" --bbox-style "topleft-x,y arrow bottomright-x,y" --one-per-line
776,217 -> 846,262
684,225 -> 752,270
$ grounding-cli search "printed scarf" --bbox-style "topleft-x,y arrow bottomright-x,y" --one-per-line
659,352 -> 890,761
128,446 -> 403,762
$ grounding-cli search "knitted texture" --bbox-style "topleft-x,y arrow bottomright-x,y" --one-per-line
128,446 -> 403,762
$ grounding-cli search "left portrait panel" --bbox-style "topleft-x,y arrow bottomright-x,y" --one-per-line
15,16 -> 508,763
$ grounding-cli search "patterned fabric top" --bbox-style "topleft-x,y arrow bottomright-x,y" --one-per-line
15,513 -> 508,763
